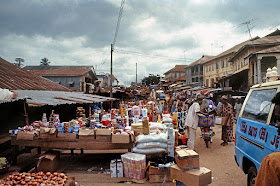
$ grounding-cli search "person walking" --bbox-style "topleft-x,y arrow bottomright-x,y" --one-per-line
218,95 -> 234,146
185,97 -> 207,150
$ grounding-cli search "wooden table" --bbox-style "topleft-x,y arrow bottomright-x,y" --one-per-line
11,135 -> 133,164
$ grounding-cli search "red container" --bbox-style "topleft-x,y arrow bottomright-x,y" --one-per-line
102,119 -> 110,126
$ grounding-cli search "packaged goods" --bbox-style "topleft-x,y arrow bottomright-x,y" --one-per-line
167,128 -> 175,146
215,116 -> 230,126
110,160 -> 117,178
132,106 -> 140,116
171,165 -> 212,186
142,118 -> 150,135
142,108 -> 148,117
175,148 -> 199,171
167,146 -> 175,157
198,114 -> 214,127
112,133 -> 130,144
121,153 -> 146,180
117,159 -> 123,177
136,133 -> 168,144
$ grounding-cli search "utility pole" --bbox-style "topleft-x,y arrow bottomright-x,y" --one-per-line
136,62 -> 137,84
110,44 -> 113,98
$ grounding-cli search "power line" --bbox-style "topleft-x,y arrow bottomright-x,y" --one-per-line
112,0 -> 125,46
115,49 -> 196,61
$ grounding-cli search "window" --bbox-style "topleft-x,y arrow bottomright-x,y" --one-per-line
242,89 -> 277,123
221,60 -> 224,68
212,64 -> 214,71
226,58 -> 228,67
206,79 -> 209,87
216,62 -> 219,69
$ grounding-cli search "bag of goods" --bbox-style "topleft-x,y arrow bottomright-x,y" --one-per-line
133,133 -> 168,155
136,133 -> 168,144
132,147 -> 166,154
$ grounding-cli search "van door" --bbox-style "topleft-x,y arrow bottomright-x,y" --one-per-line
235,88 -> 278,171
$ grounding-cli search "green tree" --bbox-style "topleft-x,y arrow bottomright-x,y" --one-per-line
14,58 -> 25,67
141,74 -> 160,85
40,58 -> 50,66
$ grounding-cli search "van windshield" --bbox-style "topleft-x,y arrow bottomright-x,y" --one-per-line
242,88 -> 277,123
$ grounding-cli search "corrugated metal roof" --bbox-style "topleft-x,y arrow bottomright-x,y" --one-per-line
0,58 -> 72,91
24,66 -> 93,70
256,45 -> 280,54
28,69 -> 92,76
14,90 -> 117,107
164,65 -> 188,74
186,55 -> 215,68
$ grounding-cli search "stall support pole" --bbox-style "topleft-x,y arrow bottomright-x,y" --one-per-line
70,149 -> 74,156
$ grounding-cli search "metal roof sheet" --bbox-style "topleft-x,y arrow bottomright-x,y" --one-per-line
0,58 -> 71,91
14,90 -> 117,107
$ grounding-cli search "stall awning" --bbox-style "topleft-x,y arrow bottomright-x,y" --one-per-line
14,90 -> 117,107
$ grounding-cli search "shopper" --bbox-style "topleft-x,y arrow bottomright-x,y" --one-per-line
185,97 -> 207,150
218,95 -> 234,146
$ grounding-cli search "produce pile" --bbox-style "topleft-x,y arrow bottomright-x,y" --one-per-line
0,172 -> 68,185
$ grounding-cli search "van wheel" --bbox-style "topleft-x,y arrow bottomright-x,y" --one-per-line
247,166 -> 257,186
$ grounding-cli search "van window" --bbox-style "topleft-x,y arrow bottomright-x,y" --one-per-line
242,88 -> 277,123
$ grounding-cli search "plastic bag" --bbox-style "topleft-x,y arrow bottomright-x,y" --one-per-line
136,133 -> 168,143
135,142 -> 168,149
132,147 -> 166,154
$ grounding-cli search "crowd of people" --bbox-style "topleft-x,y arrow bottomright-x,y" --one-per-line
148,89 -> 244,149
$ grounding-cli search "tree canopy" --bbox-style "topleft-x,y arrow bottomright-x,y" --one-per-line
40,58 -> 50,66
141,74 -> 160,85
14,58 -> 25,67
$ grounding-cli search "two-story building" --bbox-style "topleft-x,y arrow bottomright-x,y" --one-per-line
164,65 -> 188,82
96,73 -> 118,89
228,33 -> 280,90
185,55 -> 214,87
203,37 -> 259,88
24,66 -> 97,93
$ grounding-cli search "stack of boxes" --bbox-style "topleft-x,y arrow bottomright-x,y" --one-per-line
171,148 -> 212,186
121,153 -> 146,180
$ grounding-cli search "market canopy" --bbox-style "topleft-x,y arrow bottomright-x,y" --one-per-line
14,90 -> 117,107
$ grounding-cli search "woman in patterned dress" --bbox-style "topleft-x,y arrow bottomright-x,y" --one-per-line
218,95 -> 234,146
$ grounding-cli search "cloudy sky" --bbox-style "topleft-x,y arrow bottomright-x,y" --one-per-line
1,0 -> 280,86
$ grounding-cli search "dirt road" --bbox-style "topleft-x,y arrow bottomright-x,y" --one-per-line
60,124 -> 247,185
195,124 -> 247,186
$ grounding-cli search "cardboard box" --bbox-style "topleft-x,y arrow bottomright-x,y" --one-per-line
214,116 -> 230,126
175,149 -> 199,171
16,131 -> 34,140
57,133 -> 77,141
198,114 -> 214,127
37,151 -> 59,173
171,165 -> 212,186
149,174 -> 172,183
112,134 -> 130,144
95,135 -> 111,142
148,162 -> 172,183
39,128 -> 58,139
95,128 -> 112,136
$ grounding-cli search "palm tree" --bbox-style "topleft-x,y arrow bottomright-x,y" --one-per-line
40,58 -> 50,66
14,58 -> 25,67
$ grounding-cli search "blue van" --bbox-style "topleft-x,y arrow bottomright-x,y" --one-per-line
235,80 -> 280,185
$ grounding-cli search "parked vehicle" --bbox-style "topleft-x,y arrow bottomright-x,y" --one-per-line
156,90 -> 166,100
235,80 -> 280,186
200,125 -> 215,148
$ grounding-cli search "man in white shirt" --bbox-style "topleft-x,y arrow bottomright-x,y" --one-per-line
185,97 -> 207,149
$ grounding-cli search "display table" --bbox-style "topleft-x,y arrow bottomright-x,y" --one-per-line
11,135 -> 133,164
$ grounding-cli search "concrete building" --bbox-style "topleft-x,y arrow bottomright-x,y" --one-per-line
203,38 -> 258,88
185,55 -> 214,87
24,66 -> 97,93
164,65 -> 187,82
96,73 -> 118,89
